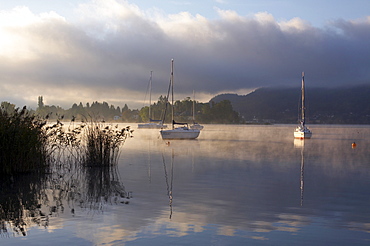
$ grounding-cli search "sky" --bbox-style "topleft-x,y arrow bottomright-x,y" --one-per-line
0,0 -> 369,109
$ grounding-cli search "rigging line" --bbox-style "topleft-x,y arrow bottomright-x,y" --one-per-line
141,76 -> 152,109
297,89 -> 301,124
162,77 -> 172,123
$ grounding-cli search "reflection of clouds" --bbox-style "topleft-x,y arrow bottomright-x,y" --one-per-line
250,235 -> 268,240
152,210 -> 207,237
234,213 -> 310,234
43,206 -> 141,244
348,222 -> 370,234
217,225 -> 236,236
277,214 -> 311,229
251,221 -> 275,233
88,223 -> 139,245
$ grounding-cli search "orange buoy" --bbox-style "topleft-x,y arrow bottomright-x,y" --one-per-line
352,142 -> 357,148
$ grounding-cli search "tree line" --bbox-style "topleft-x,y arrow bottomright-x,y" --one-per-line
18,95 -> 241,124
140,95 -> 241,124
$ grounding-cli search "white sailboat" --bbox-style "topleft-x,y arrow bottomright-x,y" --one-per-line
190,90 -> 204,130
138,71 -> 167,129
160,59 -> 200,140
294,72 -> 312,139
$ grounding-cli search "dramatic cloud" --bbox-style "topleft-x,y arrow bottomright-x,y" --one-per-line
0,0 -> 369,109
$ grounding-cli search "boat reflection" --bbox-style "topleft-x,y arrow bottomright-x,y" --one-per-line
162,149 -> 174,219
294,139 -> 306,207
300,145 -> 305,207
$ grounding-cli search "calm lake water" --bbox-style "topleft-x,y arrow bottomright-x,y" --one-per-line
2,124 -> 370,245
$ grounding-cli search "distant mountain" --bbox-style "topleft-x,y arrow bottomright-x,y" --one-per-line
211,85 -> 370,124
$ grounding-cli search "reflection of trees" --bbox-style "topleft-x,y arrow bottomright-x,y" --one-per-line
0,173 -> 49,236
0,160 -> 130,236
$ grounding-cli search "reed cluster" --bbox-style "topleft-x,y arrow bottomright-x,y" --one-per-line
83,121 -> 132,166
0,104 -> 132,173
0,107 -> 133,235
0,106 -> 49,173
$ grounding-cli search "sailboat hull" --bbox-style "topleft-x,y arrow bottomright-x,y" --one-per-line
294,127 -> 312,139
190,123 -> 204,130
138,123 -> 167,129
160,127 -> 200,139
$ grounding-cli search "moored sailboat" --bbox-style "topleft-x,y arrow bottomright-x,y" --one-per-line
190,90 -> 204,130
138,71 -> 167,129
160,59 -> 200,140
294,72 -> 312,139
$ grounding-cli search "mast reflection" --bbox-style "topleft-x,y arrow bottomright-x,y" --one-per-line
300,144 -> 305,207
294,139 -> 305,207
162,149 -> 174,219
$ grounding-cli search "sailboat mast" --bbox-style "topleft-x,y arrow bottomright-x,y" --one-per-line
149,71 -> 152,120
171,59 -> 174,129
192,90 -> 195,122
301,72 -> 305,125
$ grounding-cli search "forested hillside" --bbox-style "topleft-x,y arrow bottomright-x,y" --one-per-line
211,85 -> 370,124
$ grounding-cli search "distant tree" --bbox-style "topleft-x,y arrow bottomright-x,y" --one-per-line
122,108 -> 138,122
212,100 -> 240,123
197,100 -> 240,124
139,106 -> 149,122
38,96 -> 44,109
1,101 -> 16,114
102,102 -> 109,111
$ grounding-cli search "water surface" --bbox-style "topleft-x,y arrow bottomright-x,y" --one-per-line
2,124 -> 370,245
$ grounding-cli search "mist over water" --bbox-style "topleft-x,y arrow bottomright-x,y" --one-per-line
2,124 -> 370,245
